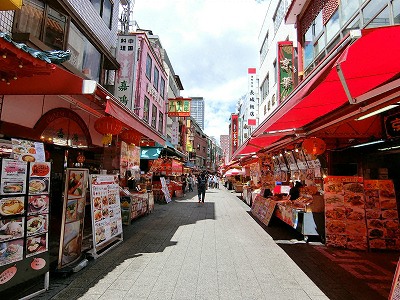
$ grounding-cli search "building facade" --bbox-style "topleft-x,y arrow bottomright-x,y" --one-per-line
189,96 -> 205,130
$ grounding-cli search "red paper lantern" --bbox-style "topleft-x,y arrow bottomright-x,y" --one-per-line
120,129 -> 142,146
94,116 -> 123,145
302,137 -> 326,155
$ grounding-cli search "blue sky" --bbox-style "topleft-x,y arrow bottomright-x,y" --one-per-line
132,0 -> 266,139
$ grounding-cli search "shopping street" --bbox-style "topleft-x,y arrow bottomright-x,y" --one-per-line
23,187 -> 399,300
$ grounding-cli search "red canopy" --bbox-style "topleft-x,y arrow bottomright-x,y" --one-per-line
252,25 -> 400,137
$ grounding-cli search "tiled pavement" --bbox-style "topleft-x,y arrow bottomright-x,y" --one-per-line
27,187 -> 398,300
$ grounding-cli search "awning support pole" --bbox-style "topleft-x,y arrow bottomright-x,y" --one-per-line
336,64 -> 356,104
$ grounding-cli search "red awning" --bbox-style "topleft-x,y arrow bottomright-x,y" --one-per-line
233,135 -> 281,158
252,25 -> 400,137
105,100 -> 165,146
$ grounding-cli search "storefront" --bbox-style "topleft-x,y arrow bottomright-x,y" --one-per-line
0,35 -> 165,298
233,25 -> 400,251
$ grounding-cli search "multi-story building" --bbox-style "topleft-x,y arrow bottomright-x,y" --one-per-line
257,0 -> 297,124
220,134 -> 230,164
190,96 -> 205,130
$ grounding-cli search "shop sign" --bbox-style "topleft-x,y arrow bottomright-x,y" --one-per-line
171,121 -> 179,145
277,41 -> 294,104
167,98 -> 191,117
247,68 -> 257,127
115,35 -> 136,109
231,114 -> 239,156
384,112 -> 400,138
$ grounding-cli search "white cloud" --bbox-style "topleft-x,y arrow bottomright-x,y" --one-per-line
132,0 -> 265,138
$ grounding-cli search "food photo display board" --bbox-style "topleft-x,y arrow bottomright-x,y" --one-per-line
58,168 -> 89,269
89,174 -> 123,257
0,158 -> 50,296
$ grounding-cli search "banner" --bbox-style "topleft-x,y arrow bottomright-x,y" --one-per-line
171,121 -> 179,145
247,68 -> 257,127
115,35 -> 137,109
168,98 -> 191,117
277,41 -> 294,103
231,114 -> 239,156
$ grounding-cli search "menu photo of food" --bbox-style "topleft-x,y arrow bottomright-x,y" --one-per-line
61,220 -> 82,266
11,139 -> 45,163
67,171 -> 85,198
0,239 -> 23,267
0,197 -> 25,216
65,200 -> 78,223
0,217 -> 24,242
26,233 -> 47,258
95,223 -> 106,245
28,178 -> 49,195
27,195 -> 49,215
1,181 -> 25,195
26,214 -> 48,236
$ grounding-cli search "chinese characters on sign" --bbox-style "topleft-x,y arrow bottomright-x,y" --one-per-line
277,41 -> 294,104
247,68 -> 257,127
115,35 -> 136,109
231,114 -> 239,156
167,98 -> 191,117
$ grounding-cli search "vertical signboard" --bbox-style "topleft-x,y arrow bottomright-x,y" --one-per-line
231,114 -> 239,157
116,35 -> 137,110
89,175 -> 123,257
277,41 -> 294,104
247,68 -> 257,128
58,168 -> 89,269
171,121 -> 179,145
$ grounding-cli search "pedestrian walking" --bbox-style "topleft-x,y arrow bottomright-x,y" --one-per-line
197,171 -> 207,203
188,173 -> 193,192
181,174 -> 187,195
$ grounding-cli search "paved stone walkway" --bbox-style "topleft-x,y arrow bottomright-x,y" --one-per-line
33,187 -> 328,300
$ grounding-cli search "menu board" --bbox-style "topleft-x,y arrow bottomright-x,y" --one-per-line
250,194 -> 277,226
324,176 -> 367,250
58,168 -> 89,269
364,180 -> 399,250
0,158 -> 50,294
89,175 -> 123,254
11,139 -> 45,163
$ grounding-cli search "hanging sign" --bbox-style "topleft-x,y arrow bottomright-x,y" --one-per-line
277,41 -> 294,104
168,98 -> 191,117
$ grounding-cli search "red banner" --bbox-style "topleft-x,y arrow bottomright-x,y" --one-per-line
231,114 -> 238,155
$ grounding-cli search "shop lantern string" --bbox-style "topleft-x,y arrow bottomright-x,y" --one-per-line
120,129 -> 142,146
94,116 -> 123,146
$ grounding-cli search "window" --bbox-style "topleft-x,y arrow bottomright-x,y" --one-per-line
395,0 -> 400,24
326,9 -> 340,43
145,54 -> 152,80
153,67 -> 159,90
340,0 -> 359,25
67,22 -> 101,81
260,33 -> 268,64
261,74 -> 269,101
151,104 -> 157,128
273,60 -> 277,85
143,97 -> 150,122
303,25 -> 313,68
160,77 -> 165,99
158,111 -> 164,133
365,5 -> 390,28
16,0 -> 67,50
90,0 -> 113,28
273,0 -> 287,33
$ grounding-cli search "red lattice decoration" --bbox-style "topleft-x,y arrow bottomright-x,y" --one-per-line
300,0 -> 339,37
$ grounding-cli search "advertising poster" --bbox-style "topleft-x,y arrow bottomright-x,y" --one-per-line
324,176 -> 367,250
89,175 -> 123,255
160,177 -> 172,203
11,139 -> 45,163
0,158 -> 50,294
364,180 -> 399,250
58,168 -> 88,269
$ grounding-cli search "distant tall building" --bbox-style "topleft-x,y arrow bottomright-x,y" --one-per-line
220,135 -> 229,164
190,97 -> 205,130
